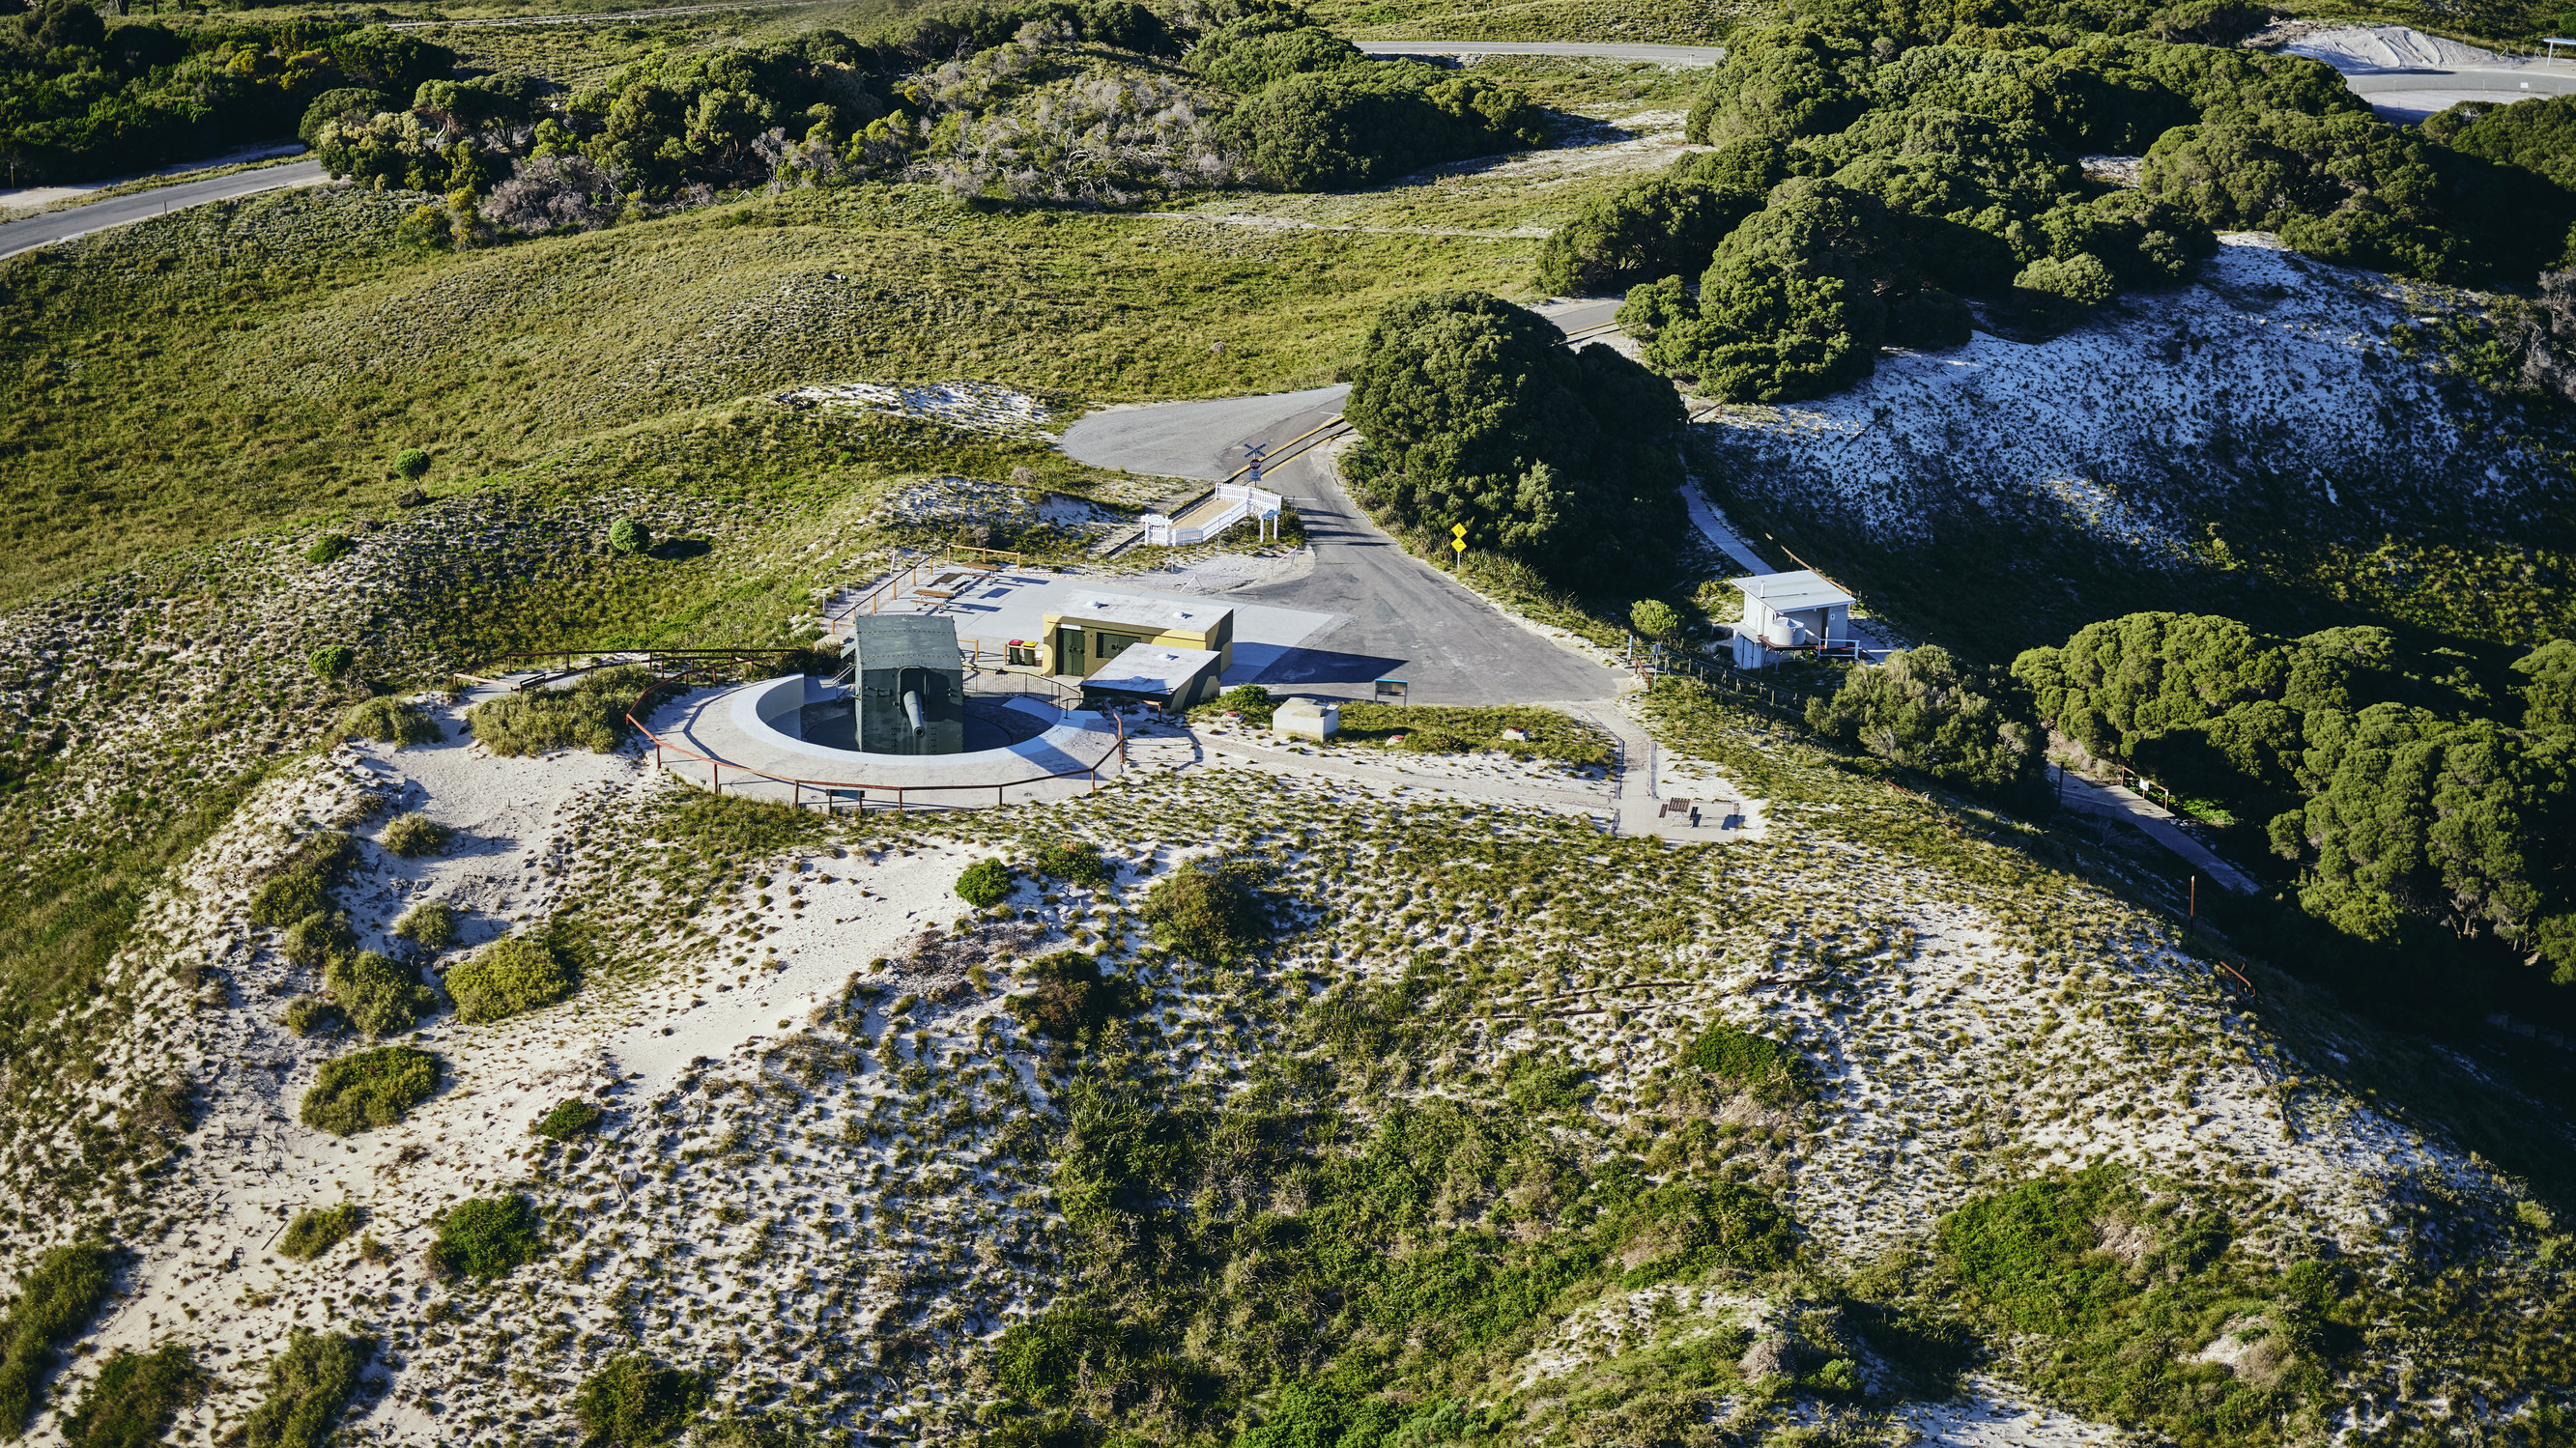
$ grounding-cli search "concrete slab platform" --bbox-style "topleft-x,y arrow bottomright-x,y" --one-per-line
844,571 -> 1341,688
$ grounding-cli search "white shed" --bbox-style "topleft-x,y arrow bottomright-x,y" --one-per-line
1730,570 -> 1855,669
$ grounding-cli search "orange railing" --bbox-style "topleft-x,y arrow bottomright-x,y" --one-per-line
619,662 -> 1130,813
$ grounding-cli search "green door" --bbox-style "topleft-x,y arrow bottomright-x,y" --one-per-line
1055,627 -> 1083,676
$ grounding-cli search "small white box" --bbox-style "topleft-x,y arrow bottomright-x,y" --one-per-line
1271,698 -> 1340,742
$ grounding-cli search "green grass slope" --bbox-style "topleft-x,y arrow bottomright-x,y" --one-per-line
0,182 -> 1528,610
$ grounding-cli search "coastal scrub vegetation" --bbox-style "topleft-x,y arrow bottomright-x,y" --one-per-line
299,1045 -> 440,1135
430,1194 -> 546,1280
444,933 -> 578,1023
234,1329 -> 371,1448
2013,611 -> 2576,1002
1553,0 -> 2576,403
0,1241 -> 114,1436
279,1203 -> 363,1262
56,1343 -> 204,1448
466,667 -> 655,757
1343,291 -> 1688,591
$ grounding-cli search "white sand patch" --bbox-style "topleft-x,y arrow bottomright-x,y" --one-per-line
856,474 -> 1107,538
2276,23 -> 2528,71
1898,1375 -> 2131,1445
1696,234 -> 2534,565
774,380 -> 1053,435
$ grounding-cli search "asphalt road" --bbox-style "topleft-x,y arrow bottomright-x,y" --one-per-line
1062,384 -> 1622,705
2338,65 -> 2576,121
0,158 -> 330,260
1357,40 -> 1725,65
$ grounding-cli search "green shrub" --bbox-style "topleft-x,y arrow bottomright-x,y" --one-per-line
0,1242 -> 115,1435
300,1046 -> 440,1136
609,517 -> 652,554
323,951 -> 438,1037
280,911 -> 355,970
1142,864 -> 1270,964
308,644 -> 356,682
572,1353 -> 707,1446
1011,951 -> 1139,1041
391,447 -> 432,480
1676,1018 -> 1813,1106
280,996 -> 343,1036
1630,599 -> 1681,639
391,900 -> 462,951
444,935 -> 577,1023
432,1195 -> 545,1280
1805,645 -> 2046,804
531,1099 -> 604,1140
957,859 -> 1016,908
279,1204 -> 363,1262
234,1329 -> 370,1448
304,534 -> 354,566
1205,683 -> 1277,725
299,87 -> 392,146
378,811 -> 451,858
1032,838 -> 1114,888
466,667 -> 655,756
249,870 -> 332,930
338,696 -> 441,748
1607,1180 -> 1800,1286
59,1343 -> 204,1448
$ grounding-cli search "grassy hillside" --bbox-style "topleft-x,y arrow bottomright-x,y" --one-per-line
0,182 -> 1530,610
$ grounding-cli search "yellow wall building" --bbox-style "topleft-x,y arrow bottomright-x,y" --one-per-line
1032,593 -> 1234,680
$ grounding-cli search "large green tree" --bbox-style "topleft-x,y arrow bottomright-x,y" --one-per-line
1618,177 -> 1916,401
1806,644 -> 2047,801
1343,292 -> 1687,589
2275,704 -> 2576,984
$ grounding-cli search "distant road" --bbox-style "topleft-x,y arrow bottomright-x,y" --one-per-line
0,158 -> 329,261
2335,65 -> 2576,121
1358,39 -> 1724,65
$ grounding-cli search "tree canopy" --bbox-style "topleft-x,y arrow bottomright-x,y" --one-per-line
2014,610 -> 2576,991
1806,644 -> 2047,800
1343,291 -> 1687,589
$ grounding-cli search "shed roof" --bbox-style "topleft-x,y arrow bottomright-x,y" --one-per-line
1730,569 -> 1854,613
843,614 -> 961,672
1047,591 -> 1230,636
1081,646 -> 1221,696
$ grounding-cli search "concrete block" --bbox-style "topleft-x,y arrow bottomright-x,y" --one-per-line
1271,698 -> 1339,742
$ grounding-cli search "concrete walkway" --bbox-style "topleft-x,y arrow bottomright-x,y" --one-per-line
2052,765 -> 2260,894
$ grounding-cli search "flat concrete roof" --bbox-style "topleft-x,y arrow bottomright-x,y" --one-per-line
1046,591 -> 1229,636
1731,569 -> 1853,612
1083,646 -> 1221,696
843,614 -> 961,671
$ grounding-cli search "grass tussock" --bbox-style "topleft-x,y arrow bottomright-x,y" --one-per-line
466,667 -> 658,757
431,1195 -> 545,1281
338,696 -> 443,748
58,1344 -> 205,1448
0,1241 -> 114,1436
378,811 -> 452,858
234,1329 -> 370,1448
278,1203 -> 364,1262
299,1046 -> 440,1136
390,900 -> 463,951
444,934 -> 577,1023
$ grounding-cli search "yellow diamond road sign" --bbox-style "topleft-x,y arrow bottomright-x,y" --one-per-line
1451,538 -> 1467,554
1451,523 -> 1468,538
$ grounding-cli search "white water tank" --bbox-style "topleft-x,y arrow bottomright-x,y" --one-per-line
1763,613 -> 1802,648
